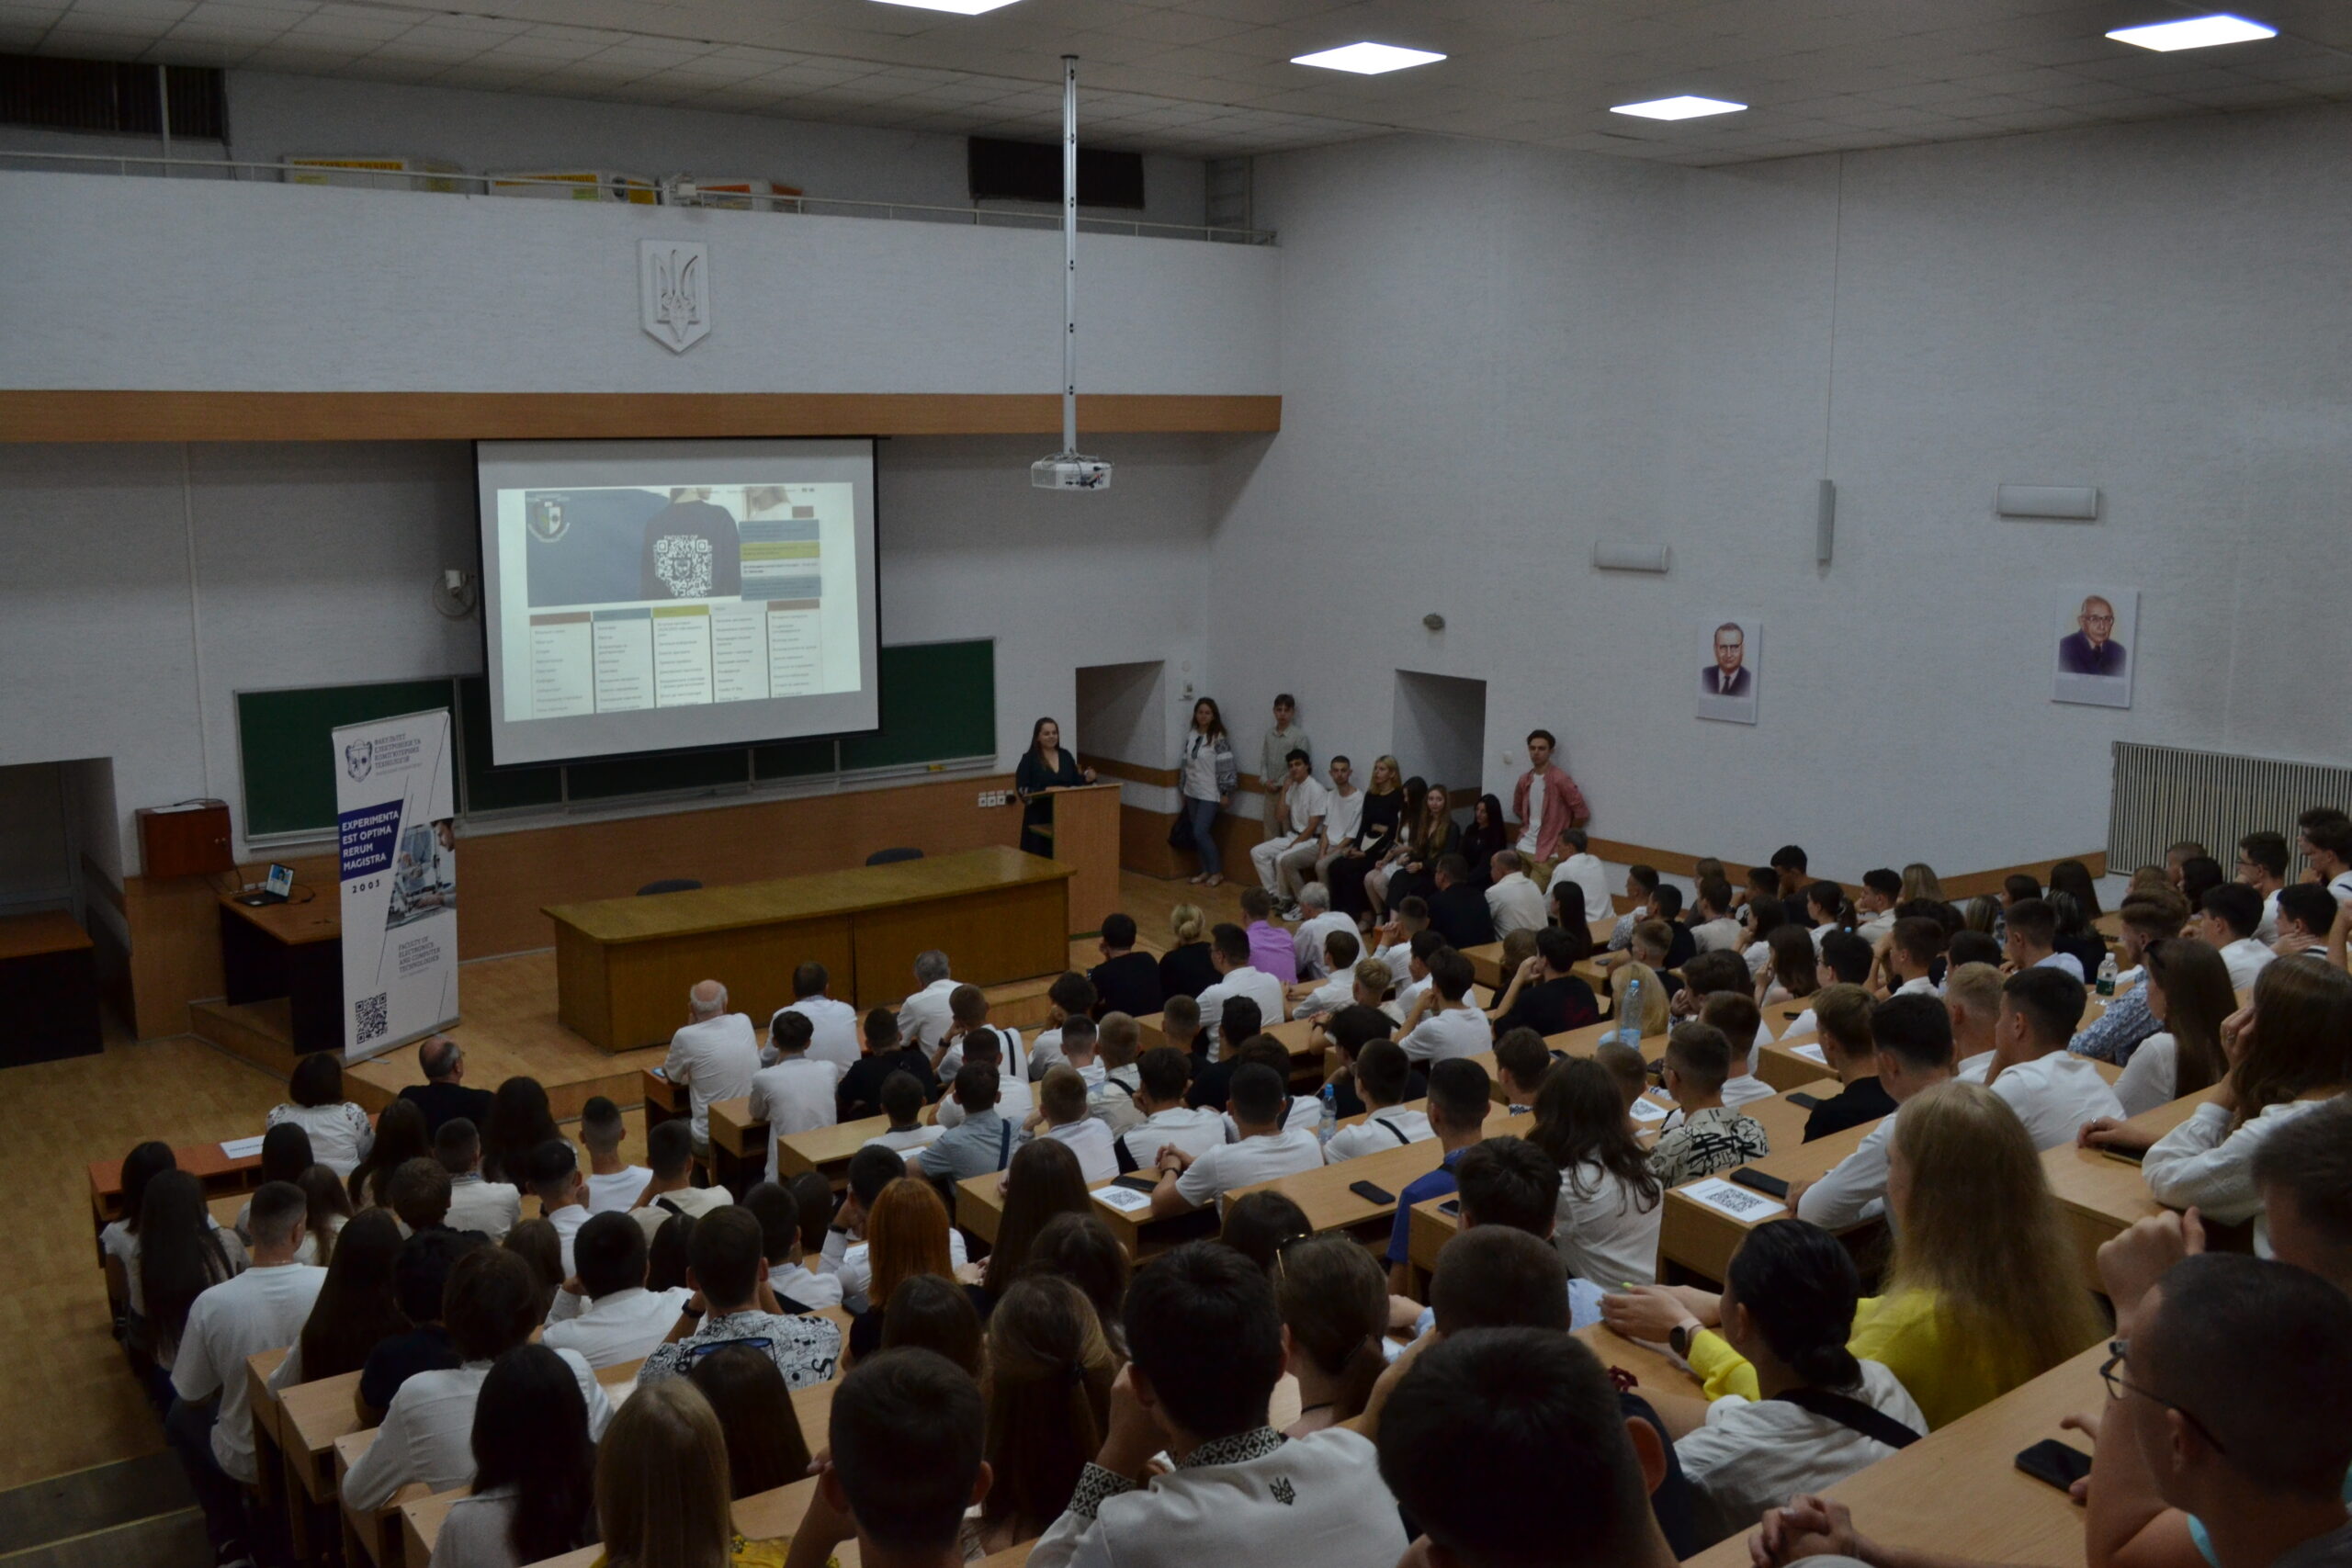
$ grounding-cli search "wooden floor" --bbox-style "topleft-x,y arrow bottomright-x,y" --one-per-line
7,868 -> 1251,1488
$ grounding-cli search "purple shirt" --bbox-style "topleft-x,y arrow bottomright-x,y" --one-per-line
1246,920 -> 1299,985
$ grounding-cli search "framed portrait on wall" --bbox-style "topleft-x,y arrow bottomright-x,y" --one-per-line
1696,616 -> 1760,725
2052,587 -> 2135,709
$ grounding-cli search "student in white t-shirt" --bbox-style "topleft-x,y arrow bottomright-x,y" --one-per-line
2195,883 -> 2275,992
628,1120 -> 734,1249
1148,1064 -> 1321,1217
1193,923 -> 1288,1062
524,1140 -> 594,1278
749,1010 -> 844,1175
2002,897 -> 2084,982
266,1054 -> 376,1179
1871,916 -> 1944,1002
166,1181 -> 324,1562
2112,937 -> 2237,1118
1287,927 -> 1363,1021
1398,949 -> 1494,1066
1029,1066 -> 1120,1183
577,1097 -> 650,1213
1554,828 -> 1614,924
542,1210 -> 691,1369
1025,971 -> 1099,1079
343,1247 -> 611,1512
1700,992 -> 1780,1111
1960,967 -> 2123,1149
1525,1055 -> 1664,1287
1120,1046 -> 1227,1171
745,1178 -> 846,1312
1687,877 -> 1743,954
1323,1039 -> 1434,1164
1662,1219 -> 1927,1548
933,984 -> 1025,1083
775,960 -> 862,1069
933,1027 -> 1032,1130
435,1119 -> 521,1241
2296,807 -> 2352,912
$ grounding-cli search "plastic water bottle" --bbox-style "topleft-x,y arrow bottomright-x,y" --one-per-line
1318,1083 -> 1339,1145
1615,976 -> 1644,1046
2096,953 -> 2118,998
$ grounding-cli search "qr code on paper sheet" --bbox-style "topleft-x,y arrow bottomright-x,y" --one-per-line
1680,1178 -> 1785,1222
355,991 -> 390,1044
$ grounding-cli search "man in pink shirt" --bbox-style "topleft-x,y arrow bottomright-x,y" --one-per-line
1509,728 -> 1590,891
1238,886 -> 1299,985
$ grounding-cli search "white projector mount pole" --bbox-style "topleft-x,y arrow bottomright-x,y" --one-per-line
1032,53 -> 1111,491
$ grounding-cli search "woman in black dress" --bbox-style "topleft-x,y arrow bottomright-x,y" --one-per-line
1384,783 -> 1459,910
1459,794 -> 1510,889
1013,716 -> 1095,857
1364,775 -> 1427,917
1326,754 -> 1403,924
1158,903 -> 1219,999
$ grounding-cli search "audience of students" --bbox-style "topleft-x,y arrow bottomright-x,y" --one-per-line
102,808 -> 2352,1568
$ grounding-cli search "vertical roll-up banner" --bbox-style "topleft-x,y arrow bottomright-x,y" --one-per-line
334,708 -> 459,1062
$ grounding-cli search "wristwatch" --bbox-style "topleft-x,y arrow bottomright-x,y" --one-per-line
679,1303 -> 706,1322
1668,1320 -> 1699,1359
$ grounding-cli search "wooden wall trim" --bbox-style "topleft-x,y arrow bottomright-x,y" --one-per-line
1080,753 -> 1179,790
0,391 -> 1283,444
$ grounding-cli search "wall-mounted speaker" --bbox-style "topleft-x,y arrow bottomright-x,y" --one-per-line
1996,485 -> 2100,521
1816,479 -> 1836,565
1591,540 -> 1670,573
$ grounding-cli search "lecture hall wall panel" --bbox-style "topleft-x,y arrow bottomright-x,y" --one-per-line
1204,103 -> 2352,881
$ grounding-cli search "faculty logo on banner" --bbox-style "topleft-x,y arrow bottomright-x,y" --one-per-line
333,708 -> 459,1062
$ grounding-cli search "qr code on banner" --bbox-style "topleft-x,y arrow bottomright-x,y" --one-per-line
355,992 -> 390,1045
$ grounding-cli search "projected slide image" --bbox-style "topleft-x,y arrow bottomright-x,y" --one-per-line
502,482 -> 855,721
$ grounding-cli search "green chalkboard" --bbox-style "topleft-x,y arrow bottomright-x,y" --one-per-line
455,678 -> 565,815
841,640 -> 997,772
236,679 -> 457,838
236,639 -> 997,835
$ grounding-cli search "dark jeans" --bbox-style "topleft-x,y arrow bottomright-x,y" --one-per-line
1182,796 -> 1223,876
165,1394 -> 246,1556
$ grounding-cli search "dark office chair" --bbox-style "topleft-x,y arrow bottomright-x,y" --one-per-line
865,848 -> 923,867
636,878 -> 704,896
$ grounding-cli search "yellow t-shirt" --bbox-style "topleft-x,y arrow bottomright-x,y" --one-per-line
591,1537 -> 811,1568
1685,1290 -> 2035,1430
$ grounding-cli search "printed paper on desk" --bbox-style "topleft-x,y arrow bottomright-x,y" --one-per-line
1093,1185 -> 1153,1214
220,1134 -> 268,1159
1630,1097 -> 1671,1123
1789,1043 -> 1826,1063
1679,1178 -> 1787,1223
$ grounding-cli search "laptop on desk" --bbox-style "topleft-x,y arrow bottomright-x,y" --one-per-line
238,863 -> 296,907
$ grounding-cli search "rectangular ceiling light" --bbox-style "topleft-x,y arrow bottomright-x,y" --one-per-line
1611,94 -> 1747,120
868,0 -> 1023,13
1291,41 -> 1446,74
2106,14 -> 2277,50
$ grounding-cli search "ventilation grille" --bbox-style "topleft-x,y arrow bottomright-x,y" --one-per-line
2107,740 -> 2351,877
0,54 -> 226,140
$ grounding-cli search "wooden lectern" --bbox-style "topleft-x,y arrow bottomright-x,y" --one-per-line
1040,783 -> 1122,938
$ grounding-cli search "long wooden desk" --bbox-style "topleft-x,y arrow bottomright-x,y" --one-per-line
546,846 -> 1073,1053
1463,940 -> 1610,997
2041,1086 -> 2221,1285
1657,1115 -> 1883,1286
1679,1342 -> 2108,1568
88,1134 -> 267,1261
955,1104 -> 1522,1256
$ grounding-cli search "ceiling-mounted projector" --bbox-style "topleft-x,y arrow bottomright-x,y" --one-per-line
1032,454 -> 1112,490
1032,55 -> 1111,492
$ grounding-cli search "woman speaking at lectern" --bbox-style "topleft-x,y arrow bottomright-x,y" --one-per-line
1014,716 -> 1096,858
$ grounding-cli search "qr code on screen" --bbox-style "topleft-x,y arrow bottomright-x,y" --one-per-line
355,992 -> 390,1044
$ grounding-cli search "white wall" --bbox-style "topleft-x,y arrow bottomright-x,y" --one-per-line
1211,107 -> 2352,882
0,434 -> 1244,871
0,169 -> 1273,394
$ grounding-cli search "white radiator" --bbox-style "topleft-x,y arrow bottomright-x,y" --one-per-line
2108,741 -> 2352,878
